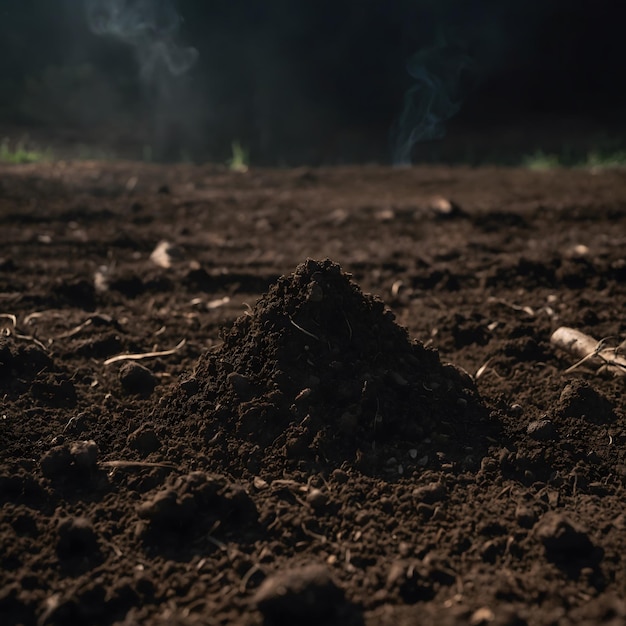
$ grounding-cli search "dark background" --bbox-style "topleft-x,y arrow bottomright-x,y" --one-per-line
1,0 -> 625,165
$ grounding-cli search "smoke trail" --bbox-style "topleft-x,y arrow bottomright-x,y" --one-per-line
84,0 -> 198,82
391,42 -> 473,166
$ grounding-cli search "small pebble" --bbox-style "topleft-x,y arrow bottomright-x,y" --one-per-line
429,196 -> 465,219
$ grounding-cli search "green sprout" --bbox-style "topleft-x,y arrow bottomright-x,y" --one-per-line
228,140 -> 249,172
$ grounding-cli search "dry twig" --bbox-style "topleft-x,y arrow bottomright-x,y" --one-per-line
551,326 -> 626,377
54,318 -> 94,340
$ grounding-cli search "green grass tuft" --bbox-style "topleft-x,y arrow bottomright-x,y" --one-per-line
522,150 -> 561,170
0,137 -> 52,164
521,145 -> 626,170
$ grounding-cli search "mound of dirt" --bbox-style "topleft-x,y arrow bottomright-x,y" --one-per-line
165,259 -> 491,476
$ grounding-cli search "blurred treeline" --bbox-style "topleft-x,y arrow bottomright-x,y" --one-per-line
1,0 -> 625,164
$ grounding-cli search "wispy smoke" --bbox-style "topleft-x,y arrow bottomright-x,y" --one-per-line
83,0 -> 201,160
84,0 -> 198,82
391,41 -> 472,166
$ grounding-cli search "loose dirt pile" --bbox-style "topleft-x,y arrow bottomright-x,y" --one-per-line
164,258 -> 488,477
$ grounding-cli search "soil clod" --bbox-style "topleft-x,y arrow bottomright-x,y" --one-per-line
57,516 -> 100,559
127,426 -> 161,456
137,471 -> 257,537
253,563 -> 346,624
119,362 -> 158,396
557,380 -> 616,424
41,445 -> 73,479
535,513 -> 596,562
526,419 -> 557,441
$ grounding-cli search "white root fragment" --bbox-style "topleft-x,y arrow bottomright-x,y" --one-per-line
474,357 -> 493,381
103,339 -> 186,365
0,314 -> 17,329
101,460 -> 176,469
550,327 -> 626,377
488,297 -> 535,317
207,296 -> 230,310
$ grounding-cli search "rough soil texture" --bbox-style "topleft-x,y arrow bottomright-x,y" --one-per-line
1,161 -> 625,626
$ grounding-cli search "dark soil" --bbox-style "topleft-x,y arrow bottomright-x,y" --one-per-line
1,161 -> 625,626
